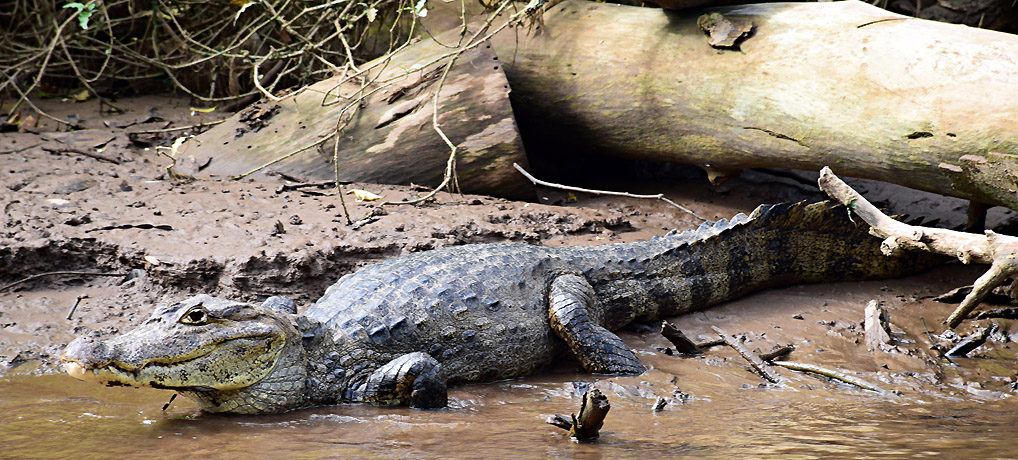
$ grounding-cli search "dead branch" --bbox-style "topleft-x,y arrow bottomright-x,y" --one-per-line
818,166 -> 1018,329
711,326 -> 783,383
513,163 -> 706,222
771,360 -> 886,393
41,146 -> 120,164
0,271 -> 128,292
945,322 -> 997,357
546,389 -> 610,441
758,345 -> 794,361
660,321 -> 701,354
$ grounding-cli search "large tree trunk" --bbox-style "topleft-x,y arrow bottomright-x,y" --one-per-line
178,33 -> 532,198
182,1 -> 1018,209
497,0 -> 1018,209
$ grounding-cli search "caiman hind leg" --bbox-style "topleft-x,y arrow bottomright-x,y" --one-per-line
548,274 -> 646,374
360,352 -> 448,408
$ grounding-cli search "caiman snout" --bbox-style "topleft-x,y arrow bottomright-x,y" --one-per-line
60,335 -> 114,382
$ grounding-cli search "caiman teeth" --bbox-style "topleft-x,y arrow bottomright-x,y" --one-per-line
63,361 -> 87,380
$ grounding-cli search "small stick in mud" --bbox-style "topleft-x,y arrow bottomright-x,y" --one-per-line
771,360 -> 886,393
66,295 -> 87,321
660,321 -> 700,354
758,344 -> 795,362
128,119 -> 226,135
275,180 -> 350,193
818,167 -> 1018,329
0,271 -> 129,292
711,326 -> 784,383
694,338 -> 725,349
546,389 -> 611,441
920,317 -> 955,365
513,163 -> 706,222
41,146 -> 121,164
946,322 -> 998,358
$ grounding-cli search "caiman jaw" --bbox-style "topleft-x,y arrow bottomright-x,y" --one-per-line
61,333 -> 285,390
62,361 -> 88,381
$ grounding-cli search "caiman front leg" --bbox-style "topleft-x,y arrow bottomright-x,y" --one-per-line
548,274 -> 646,374
359,352 -> 448,408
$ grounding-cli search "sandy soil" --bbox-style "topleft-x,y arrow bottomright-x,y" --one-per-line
2,95 -> 1017,401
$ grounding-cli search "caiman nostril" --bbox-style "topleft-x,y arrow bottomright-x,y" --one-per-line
61,335 -> 112,367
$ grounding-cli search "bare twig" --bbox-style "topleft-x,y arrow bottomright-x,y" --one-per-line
66,295 -> 87,320
1,271 -> 128,292
41,146 -> 120,164
818,166 -> 1018,329
513,163 -> 706,222
771,360 -> 886,393
128,119 -> 226,135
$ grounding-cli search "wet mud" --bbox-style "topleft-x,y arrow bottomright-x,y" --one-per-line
3,96 -> 1018,457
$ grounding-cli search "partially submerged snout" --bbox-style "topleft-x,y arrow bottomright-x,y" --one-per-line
60,295 -> 308,413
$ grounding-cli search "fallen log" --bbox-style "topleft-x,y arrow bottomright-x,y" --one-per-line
175,32 -> 533,198
495,0 -> 1018,209
181,0 -> 1018,210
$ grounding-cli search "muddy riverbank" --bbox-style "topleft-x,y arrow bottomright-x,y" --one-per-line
3,95 -> 1018,457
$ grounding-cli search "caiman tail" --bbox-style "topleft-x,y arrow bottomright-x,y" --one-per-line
582,201 -> 939,328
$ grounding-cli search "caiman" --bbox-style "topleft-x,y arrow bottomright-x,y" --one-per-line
61,201 -> 928,414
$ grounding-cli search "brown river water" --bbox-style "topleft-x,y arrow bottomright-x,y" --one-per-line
3,267 -> 1018,459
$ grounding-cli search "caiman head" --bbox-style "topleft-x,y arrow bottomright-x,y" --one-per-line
61,295 -> 309,414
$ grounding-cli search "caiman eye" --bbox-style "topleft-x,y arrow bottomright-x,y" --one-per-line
180,308 -> 209,325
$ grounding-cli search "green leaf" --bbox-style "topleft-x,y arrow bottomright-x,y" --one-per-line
63,1 -> 96,30
365,7 -> 377,23
411,0 -> 428,17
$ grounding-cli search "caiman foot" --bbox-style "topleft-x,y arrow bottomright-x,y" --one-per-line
361,352 -> 448,408
549,274 -> 646,374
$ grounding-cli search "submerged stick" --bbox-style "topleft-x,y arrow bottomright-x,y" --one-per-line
772,360 -> 885,393
711,326 -> 783,383
818,167 -> 1018,328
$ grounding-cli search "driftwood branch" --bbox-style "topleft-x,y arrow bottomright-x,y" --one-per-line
711,326 -> 783,383
818,167 -> 1018,329
546,389 -> 610,440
